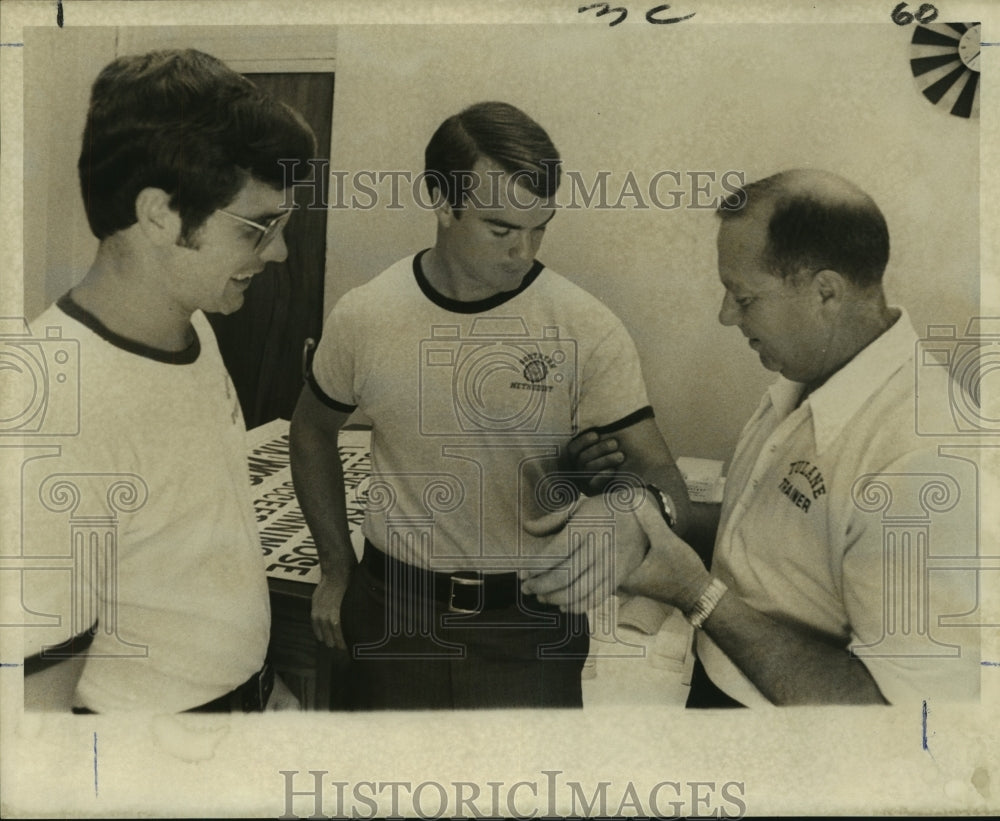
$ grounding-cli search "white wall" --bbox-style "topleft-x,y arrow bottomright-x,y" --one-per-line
23,27 -> 116,321
325,23 -> 978,464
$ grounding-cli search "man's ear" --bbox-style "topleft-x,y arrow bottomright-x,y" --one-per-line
134,187 -> 183,246
432,191 -> 459,229
813,268 -> 846,308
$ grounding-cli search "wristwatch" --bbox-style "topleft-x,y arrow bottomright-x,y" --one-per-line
685,577 -> 728,629
645,483 -> 677,530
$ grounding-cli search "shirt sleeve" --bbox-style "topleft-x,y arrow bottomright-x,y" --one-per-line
309,291 -> 361,412
574,315 -> 653,433
842,447 -> 981,703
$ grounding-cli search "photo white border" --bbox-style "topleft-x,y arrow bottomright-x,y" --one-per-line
1,1 -> 997,817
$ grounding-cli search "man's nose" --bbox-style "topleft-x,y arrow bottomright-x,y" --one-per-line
718,291 -> 739,327
260,230 -> 289,264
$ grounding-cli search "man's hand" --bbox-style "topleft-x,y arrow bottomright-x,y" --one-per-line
563,429 -> 627,494
562,423 -> 693,542
520,492 -> 650,613
311,573 -> 351,649
627,495 -> 711,613
292,387 -> 358,651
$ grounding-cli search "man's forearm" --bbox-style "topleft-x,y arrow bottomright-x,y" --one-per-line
642,460 -> 694,539
607,417 -> 694,537
701,593 -> 887,705
685,501 -> 720,564
625,541 -> 887,706
289,416 -> 356,578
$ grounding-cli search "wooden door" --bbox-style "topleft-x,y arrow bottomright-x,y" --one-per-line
207,72 -> 334,428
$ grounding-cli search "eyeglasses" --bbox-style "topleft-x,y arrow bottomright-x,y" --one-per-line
217,209 -> 292,252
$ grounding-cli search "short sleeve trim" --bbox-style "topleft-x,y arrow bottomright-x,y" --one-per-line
306,371 -> 357,413
586,405 -> 656,436
303,336 -> 357,412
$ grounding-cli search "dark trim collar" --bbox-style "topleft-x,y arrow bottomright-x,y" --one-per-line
57,293 -> 201,364
412,249 -> 544,314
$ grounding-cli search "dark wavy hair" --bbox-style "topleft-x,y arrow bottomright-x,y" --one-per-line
717,170 -> 890,288
78,49 -> 315,243
423,101 -> 561,212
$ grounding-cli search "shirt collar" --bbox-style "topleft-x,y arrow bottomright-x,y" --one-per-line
765,307 -> 917,455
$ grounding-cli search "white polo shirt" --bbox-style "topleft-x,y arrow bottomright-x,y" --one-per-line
699,309 -> 981,705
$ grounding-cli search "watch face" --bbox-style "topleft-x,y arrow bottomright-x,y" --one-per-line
910,22 -> 981,118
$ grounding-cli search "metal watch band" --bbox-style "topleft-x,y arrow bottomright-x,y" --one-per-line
685,577 -> 728,629
645,483 -> 677,530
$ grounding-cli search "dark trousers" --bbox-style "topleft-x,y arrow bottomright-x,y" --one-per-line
340,543 -> 589,709
685,656 -> 745,709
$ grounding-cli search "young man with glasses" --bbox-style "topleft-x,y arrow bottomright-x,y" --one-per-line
22,49 -> 314,713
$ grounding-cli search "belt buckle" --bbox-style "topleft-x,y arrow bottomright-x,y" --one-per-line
448,574 -> 483,614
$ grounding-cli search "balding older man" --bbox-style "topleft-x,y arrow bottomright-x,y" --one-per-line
521,169 -> 981,707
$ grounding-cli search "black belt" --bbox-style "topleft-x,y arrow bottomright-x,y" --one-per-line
70,662 -> 275,715
24,627 -> 96,675
189,662 -> 274,713
361,541 -> 522,614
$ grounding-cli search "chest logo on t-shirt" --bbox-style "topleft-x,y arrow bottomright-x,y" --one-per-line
777,459 -> 827,513
419,319 -> 576,435
512,351 -> 563,392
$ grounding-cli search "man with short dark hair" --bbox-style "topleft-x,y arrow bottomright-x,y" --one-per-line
523,168 -> 980,706
290,101 -> 691,709
22,49 -> 315,713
